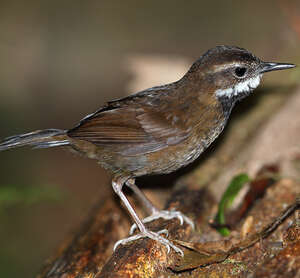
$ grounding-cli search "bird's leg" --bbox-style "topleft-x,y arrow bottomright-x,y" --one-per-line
126,178 -> 158,215
126,178 -> 194,235
112,176 -> 184,256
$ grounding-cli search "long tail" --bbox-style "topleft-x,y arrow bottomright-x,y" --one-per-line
0,129 -> 69,151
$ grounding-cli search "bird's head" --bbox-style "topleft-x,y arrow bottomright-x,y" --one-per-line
185,45 -> 295,102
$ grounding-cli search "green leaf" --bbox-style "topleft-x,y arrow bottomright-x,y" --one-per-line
215,173 -> 250,236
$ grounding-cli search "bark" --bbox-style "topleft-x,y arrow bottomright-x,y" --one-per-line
37,178 -> 300,278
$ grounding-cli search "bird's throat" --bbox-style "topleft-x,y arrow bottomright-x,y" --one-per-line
215,75 -> 262,118
215,75 -> 261,99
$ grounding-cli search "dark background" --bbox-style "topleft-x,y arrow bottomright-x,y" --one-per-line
0,1 -> 299,277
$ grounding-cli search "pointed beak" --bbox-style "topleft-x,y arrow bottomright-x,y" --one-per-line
260,62 -> 296,73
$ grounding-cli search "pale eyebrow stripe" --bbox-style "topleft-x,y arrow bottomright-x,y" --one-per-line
211,62 -> 243,72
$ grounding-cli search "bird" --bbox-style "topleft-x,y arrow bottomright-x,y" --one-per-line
0,45 -> 295,256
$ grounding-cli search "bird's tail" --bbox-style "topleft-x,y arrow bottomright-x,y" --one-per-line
0,129 -> 69,151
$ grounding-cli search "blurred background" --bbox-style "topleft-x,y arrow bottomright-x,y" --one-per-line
0,1 -> 299,277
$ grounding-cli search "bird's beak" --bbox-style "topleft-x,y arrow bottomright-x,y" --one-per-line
260,62 -> 296,73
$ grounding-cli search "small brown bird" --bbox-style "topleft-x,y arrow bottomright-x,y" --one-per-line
0,46 -> 295,255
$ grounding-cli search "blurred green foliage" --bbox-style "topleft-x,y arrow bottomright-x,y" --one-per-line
0,184 -> 62,210
0,184 -> 63,277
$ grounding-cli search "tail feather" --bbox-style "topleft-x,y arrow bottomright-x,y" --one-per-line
0,129 -> 69,151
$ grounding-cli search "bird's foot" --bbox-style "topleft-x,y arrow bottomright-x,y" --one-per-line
113,229 -> 184,256
130,209 -> 194,235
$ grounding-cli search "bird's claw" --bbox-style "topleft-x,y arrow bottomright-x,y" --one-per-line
130,209 -> 194,235
114,229 -> 184,256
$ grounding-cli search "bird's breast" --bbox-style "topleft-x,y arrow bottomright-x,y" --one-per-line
142,102 -> 227,175
174,111 -> 226,169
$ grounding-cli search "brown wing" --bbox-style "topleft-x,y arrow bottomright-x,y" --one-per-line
68,92 -> 192,156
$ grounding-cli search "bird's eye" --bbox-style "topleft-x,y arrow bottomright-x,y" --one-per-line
234,67 -> 247,78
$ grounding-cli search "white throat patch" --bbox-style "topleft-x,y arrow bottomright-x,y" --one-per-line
216,75 -> 262,98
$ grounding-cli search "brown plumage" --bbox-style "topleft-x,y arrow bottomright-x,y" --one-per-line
67,80 -> 224,176
0,45 -> 295,255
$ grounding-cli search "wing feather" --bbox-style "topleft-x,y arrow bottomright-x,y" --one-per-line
68,90 -> 193,155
